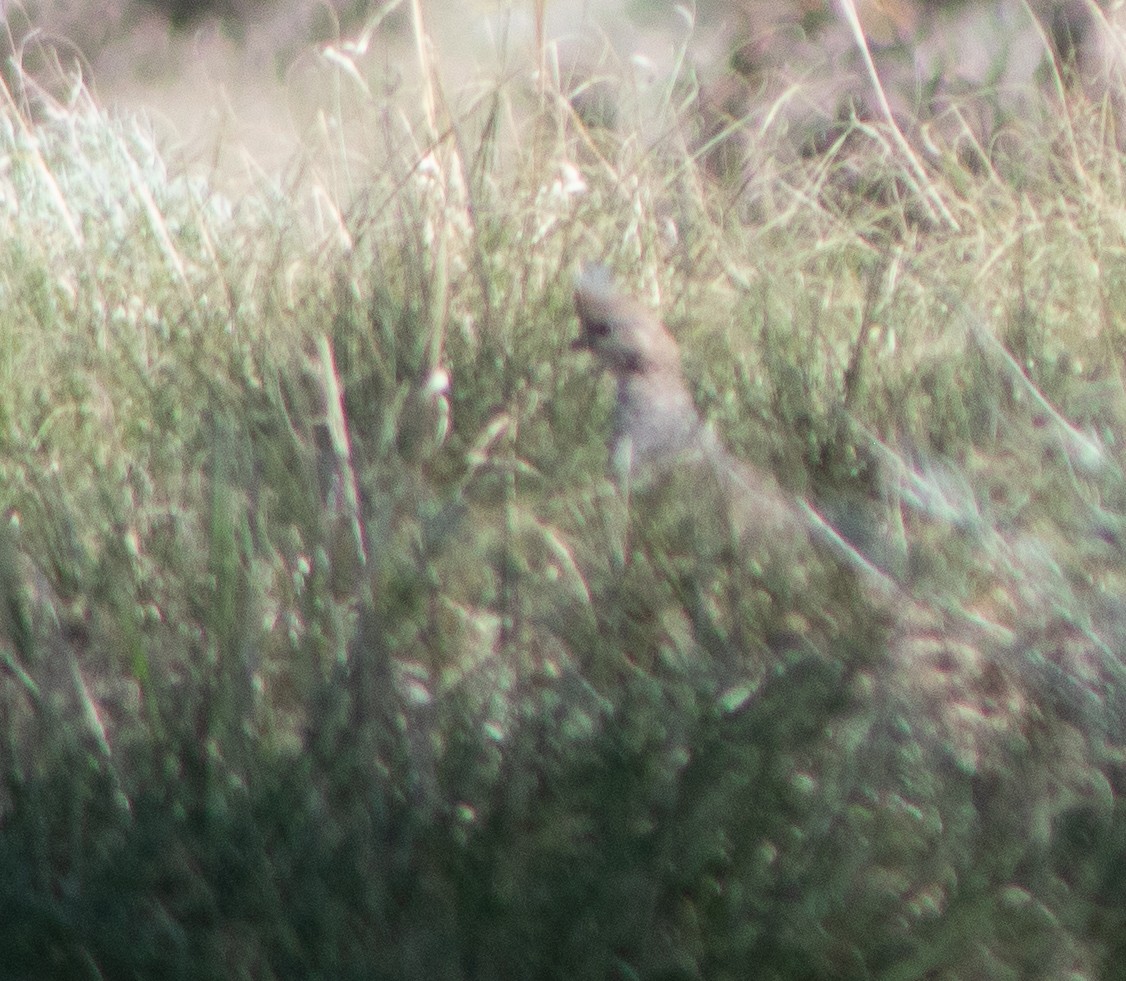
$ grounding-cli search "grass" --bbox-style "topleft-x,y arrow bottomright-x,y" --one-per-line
2,9 -> 1126,979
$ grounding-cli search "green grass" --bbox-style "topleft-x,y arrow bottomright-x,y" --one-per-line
2,16 -> 1126,980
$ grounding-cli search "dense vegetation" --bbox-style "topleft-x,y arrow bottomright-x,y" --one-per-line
3,9 -> 1126,978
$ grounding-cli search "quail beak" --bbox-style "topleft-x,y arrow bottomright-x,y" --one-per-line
571,325 -> 594,352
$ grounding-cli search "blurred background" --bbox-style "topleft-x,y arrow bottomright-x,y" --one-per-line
8,0 -> 1123,183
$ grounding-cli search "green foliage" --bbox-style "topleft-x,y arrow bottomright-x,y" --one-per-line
2,29 -> 1126,981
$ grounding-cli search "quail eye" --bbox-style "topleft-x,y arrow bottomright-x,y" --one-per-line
588,320 -> 611,338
